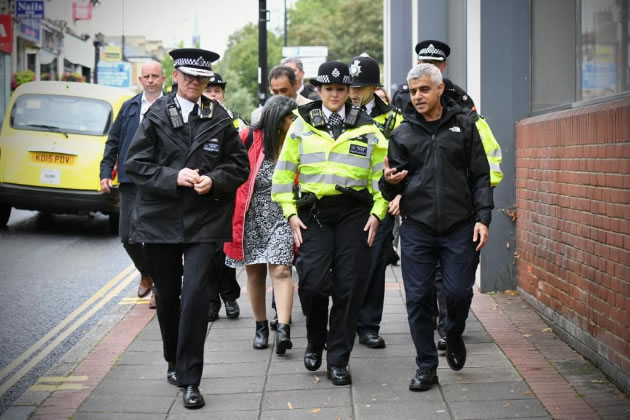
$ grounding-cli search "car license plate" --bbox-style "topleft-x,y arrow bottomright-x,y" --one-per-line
31,152 -> 76,165
40,168 -> 61,185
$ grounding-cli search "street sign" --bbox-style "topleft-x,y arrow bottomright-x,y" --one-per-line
15,1 -> 44,19
18,18 -> 39,44
282,46 -> 328,78
97,61 -> 132,88
101,45 -> 123,62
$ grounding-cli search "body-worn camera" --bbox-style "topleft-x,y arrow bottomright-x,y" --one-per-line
309,109 -> 326,128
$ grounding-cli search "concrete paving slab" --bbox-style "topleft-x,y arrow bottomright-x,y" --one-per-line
441,381 -> 534,402
106,364 -> 168,381
117,351 -> 165,365
350,356 -> 417,373
268,360 -> 327,375
168,391 -> 261,413
91,378 -> 179,397
264,372 -> 337,391
127,339 -> 163,352
259,406 -> 353,419
261,387 -> 351,410
203,349 -> 272,364
204,339 -> 262,352
200,376 -> 265,394
449,398 -> 549,419
74,413 -> 166,420
354,401 -> 449,420
0,406 -> 35,420
200,362 -> 268,378
436,366 -> 523,384
353,382 -> 443,404
206,327 -> 258,341
78,395 -> 173,414
351,343 -> 416,358
166,411 -> 258,420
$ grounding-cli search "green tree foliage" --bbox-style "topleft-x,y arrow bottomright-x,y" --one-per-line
288,0 -> 383,63
216,23 -> 283,118
161,41 -> 183,91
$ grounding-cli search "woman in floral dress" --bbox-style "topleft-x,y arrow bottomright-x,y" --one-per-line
225,96 -> 297,353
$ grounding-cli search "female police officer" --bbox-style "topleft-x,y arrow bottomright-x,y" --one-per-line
271,61 -> 388,385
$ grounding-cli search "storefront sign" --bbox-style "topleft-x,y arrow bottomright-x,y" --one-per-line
0,15 -> 13,54
97,61 -> 131,88
101,45 -> 122,62
18,18 -> 39,44
15,1 -> 44,19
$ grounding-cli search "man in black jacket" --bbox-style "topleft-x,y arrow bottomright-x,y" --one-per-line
100,61 -> 165,305
379,63 -> 493,392
125,48 -> 249,409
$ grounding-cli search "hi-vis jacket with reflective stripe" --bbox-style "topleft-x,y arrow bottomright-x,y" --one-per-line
473,115 -> 502,187
370,94 -> 403,137
272,101 -> 389,220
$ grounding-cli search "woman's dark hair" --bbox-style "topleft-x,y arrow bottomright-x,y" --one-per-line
253,95 -> 297,161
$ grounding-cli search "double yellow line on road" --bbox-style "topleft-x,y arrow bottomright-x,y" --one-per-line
0,264 -> 138,396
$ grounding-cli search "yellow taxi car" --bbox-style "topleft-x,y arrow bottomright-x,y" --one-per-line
0,81 -> 133,232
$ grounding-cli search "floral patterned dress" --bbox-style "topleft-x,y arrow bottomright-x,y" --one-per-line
226,158 -> 293,267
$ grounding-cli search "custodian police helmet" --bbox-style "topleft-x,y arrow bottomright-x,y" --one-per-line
348,53 -> 382,88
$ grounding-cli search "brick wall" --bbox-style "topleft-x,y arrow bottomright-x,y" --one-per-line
515,98 -> 630,391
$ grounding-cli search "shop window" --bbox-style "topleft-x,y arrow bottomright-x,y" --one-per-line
531,0 -> 630,111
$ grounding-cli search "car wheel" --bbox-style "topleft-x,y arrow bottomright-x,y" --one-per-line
108,212 -> 119,235
0,204 -> 11,226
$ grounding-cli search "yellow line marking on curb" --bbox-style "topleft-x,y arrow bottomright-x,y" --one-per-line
57,383 -> 85,390
0,269 -> 138,396
37,376 -> 88,383
0,264 -> 135,384
28,385 -> 57,392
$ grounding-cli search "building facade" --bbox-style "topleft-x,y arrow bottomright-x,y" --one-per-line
384,0 -> 629,391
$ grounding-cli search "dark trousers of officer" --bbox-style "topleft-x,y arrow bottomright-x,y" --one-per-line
208,245 -> 240,311
357,213 -> 395,333
145,242 -> 217,386
296,196 -> 371,367
400,221 -> 479,369
118,183 -> 149,276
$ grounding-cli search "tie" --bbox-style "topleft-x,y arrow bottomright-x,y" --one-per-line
188,103 -> 199,122
328,112 -> 343,139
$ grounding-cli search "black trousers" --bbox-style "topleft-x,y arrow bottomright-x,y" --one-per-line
296,196 -> 371,367
434,262 -> 447,338
400,222 -> 479,369
208,244 -> 240,311
357,212 -> 395,332
118,183 -> 149,276
145,242 -> 217,386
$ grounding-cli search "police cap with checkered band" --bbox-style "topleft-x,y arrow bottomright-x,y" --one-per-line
414,40 -> 450,62
169,48 -> 219,78
310,61 -> 352,87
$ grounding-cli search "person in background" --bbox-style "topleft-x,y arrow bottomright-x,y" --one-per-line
281,56 -> 320,100
201,72 -> 242,322
100,60 -> 165,309
375,87 -> 391,104
251,66 -> 310,125
225,95 -> 297,354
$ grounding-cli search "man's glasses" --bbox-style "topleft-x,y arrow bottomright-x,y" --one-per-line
180,72 -> 210,85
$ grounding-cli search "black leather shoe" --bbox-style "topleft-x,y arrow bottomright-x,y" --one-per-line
304,343 -> 323,371
446,336 -> 466,371
253,320 -> 269,349
409,367 -> 438,391
327,365 -> 352,385
358,330 -> 386,349
182,385 -> 205,409
269,310 -> 278,330
275,323 -> 293,355
437,337 -> 447,351
166,365 -> 177,386
208,306 -> 219,322
224,300 -> 240,319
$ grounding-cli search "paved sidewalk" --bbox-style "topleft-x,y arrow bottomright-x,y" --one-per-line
10,264 -> 630,419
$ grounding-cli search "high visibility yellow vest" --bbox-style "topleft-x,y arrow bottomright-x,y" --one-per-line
272,112 -> 389,220
372,109 -> 403,138
474,115 -> 503,187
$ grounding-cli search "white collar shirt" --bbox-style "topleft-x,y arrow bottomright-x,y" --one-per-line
322,105 -> 346,122
364,98 -> 376,116
176,94 -> 201,123
140,92 -> 162,122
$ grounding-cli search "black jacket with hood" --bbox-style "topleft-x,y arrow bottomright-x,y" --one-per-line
125,92 -> 250,243
378,98 -> 493,235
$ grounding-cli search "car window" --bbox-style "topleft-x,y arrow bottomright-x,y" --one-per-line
10,94 -> 113,136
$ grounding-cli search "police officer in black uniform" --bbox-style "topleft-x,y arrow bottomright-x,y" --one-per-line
392,40 -> 475,112
125,48 -> 249,410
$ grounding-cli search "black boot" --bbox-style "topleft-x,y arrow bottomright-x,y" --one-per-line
275,323 -> 293,355
253,320 -> 269,349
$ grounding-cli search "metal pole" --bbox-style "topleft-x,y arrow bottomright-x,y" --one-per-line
121,0 -> 126,61
284,0 -> 288,46
258,0 -> 268,106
